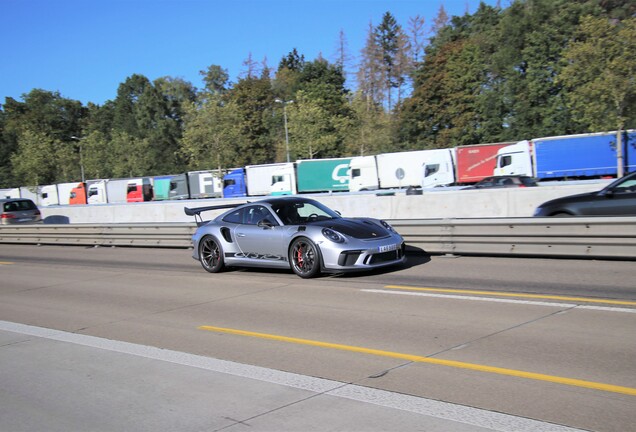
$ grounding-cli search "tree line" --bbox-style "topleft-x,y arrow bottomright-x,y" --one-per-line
1,0 -> 634,189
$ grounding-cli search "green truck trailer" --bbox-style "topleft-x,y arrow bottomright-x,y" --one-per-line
270,158 -> 352,195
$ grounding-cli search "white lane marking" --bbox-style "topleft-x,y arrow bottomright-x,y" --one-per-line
362,289 -> 636,313
0,320 -> 583,432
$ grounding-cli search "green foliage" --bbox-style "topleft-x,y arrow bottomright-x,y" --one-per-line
229,74 -> 276,165
180,98 -> 243,171
559,16 -> 636,131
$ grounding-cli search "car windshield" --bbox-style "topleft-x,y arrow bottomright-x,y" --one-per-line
610,173 -> 636,193
271,200 -> 340,225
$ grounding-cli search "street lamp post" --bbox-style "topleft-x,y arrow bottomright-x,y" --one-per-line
275,99 -> 293,163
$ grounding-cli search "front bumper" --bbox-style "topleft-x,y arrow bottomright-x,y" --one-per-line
319,236 -> 406,272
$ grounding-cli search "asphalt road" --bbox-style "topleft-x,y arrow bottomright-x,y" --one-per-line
0,244 -> 635,432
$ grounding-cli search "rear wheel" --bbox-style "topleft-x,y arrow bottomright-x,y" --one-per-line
199,236 -> 224,273
289,237 -> 321,278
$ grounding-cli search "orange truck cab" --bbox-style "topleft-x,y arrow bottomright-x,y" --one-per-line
69,183 -> 87,205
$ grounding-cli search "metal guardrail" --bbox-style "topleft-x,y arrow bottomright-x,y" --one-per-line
0,223 -> 196,248
1,218 -> 635,260
390,218 -> 636,259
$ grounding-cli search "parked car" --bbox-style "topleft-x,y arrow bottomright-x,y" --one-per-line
533,171 -> 636,216
185,197 -> 406,278
463,175 -> 538,189
0,198 -> 42,224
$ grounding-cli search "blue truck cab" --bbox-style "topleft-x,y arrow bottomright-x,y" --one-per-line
223,168 -> 247,197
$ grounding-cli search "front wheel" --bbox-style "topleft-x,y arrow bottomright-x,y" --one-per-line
199,236 -> 224,273
289,237 -> 321,278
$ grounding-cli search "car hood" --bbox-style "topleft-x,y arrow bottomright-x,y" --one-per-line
312,218 -> 391,239
539,191 -> 600,207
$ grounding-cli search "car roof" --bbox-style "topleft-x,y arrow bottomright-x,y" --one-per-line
257,196 -> 319,205
0,198 -> 35,203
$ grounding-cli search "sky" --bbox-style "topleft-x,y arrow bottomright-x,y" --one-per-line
2,0 -> 499,106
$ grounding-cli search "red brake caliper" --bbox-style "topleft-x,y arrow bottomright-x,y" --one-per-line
296,245 -> 304,267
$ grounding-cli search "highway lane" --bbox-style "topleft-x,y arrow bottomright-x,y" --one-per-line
0,244 -> 635,431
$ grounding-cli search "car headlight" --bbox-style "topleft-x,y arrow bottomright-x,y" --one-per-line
322,228 -> 345,243
380,220 -> 397,233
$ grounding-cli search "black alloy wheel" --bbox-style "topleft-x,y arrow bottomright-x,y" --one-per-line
289,237 -> 321,278
199,236 -> 224,273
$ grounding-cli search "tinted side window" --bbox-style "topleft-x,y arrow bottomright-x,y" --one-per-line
222,208 -> 244,224
18,200 -> 36,210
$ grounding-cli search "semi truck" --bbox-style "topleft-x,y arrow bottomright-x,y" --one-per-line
494,130 -> 636,180
222,163 -> 290,198
349,149 -> 455,192
270,158 -> 351,195
38,183 -> 80,206
85,179 -> 130,204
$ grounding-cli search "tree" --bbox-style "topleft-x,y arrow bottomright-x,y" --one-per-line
560,16 -> 636,176
345,92 -> 392,155
11,129 -> 59,185
408,15 -> 427,64
560,15 -> 636,131
333,29 -> 355,88
229,73 -> 276,165
357,21 -> 385,110
1,90 -> 86,186
288,92 -> 341,159
112,74 -> 191,175
180,98 -> 243,171
273,49 -> 306,102
199,64 -> 230,98
375,12 -> 410,110
431,4 -> 449,36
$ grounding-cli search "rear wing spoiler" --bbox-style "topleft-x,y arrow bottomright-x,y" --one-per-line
184,203 -> 243,226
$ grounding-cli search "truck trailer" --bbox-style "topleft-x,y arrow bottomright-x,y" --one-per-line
494,130 -> 636,180
169,171 -> 222,200
270,158 -> 351,195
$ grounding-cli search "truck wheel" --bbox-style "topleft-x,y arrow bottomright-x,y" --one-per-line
289,237 -> 321,278
199,236 -> 224,273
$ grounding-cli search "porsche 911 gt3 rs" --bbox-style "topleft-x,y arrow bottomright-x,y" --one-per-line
185,197 -> 406,278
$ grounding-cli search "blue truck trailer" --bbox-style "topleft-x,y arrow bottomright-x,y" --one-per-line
494,130 -> 636,180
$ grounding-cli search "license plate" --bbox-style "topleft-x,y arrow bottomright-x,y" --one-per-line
378,243 -> 398,253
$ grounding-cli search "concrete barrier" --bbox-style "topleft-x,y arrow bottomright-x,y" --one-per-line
38,183 -> 607,224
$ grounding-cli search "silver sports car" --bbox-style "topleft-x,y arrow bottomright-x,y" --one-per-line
185,197 -> 406,278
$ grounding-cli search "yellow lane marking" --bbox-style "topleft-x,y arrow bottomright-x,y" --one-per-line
199,325 -> 636,396
385,285 -> 636,307
0,261 -> 14,265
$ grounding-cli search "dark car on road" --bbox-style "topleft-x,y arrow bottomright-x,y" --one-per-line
0,198 -> 42,225
463,175 -> 538,189
533,171 -> 636,216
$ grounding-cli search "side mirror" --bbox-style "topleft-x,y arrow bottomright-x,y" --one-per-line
600,189 -> 615,198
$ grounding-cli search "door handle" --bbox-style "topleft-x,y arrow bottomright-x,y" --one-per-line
237,233 -> 246,237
